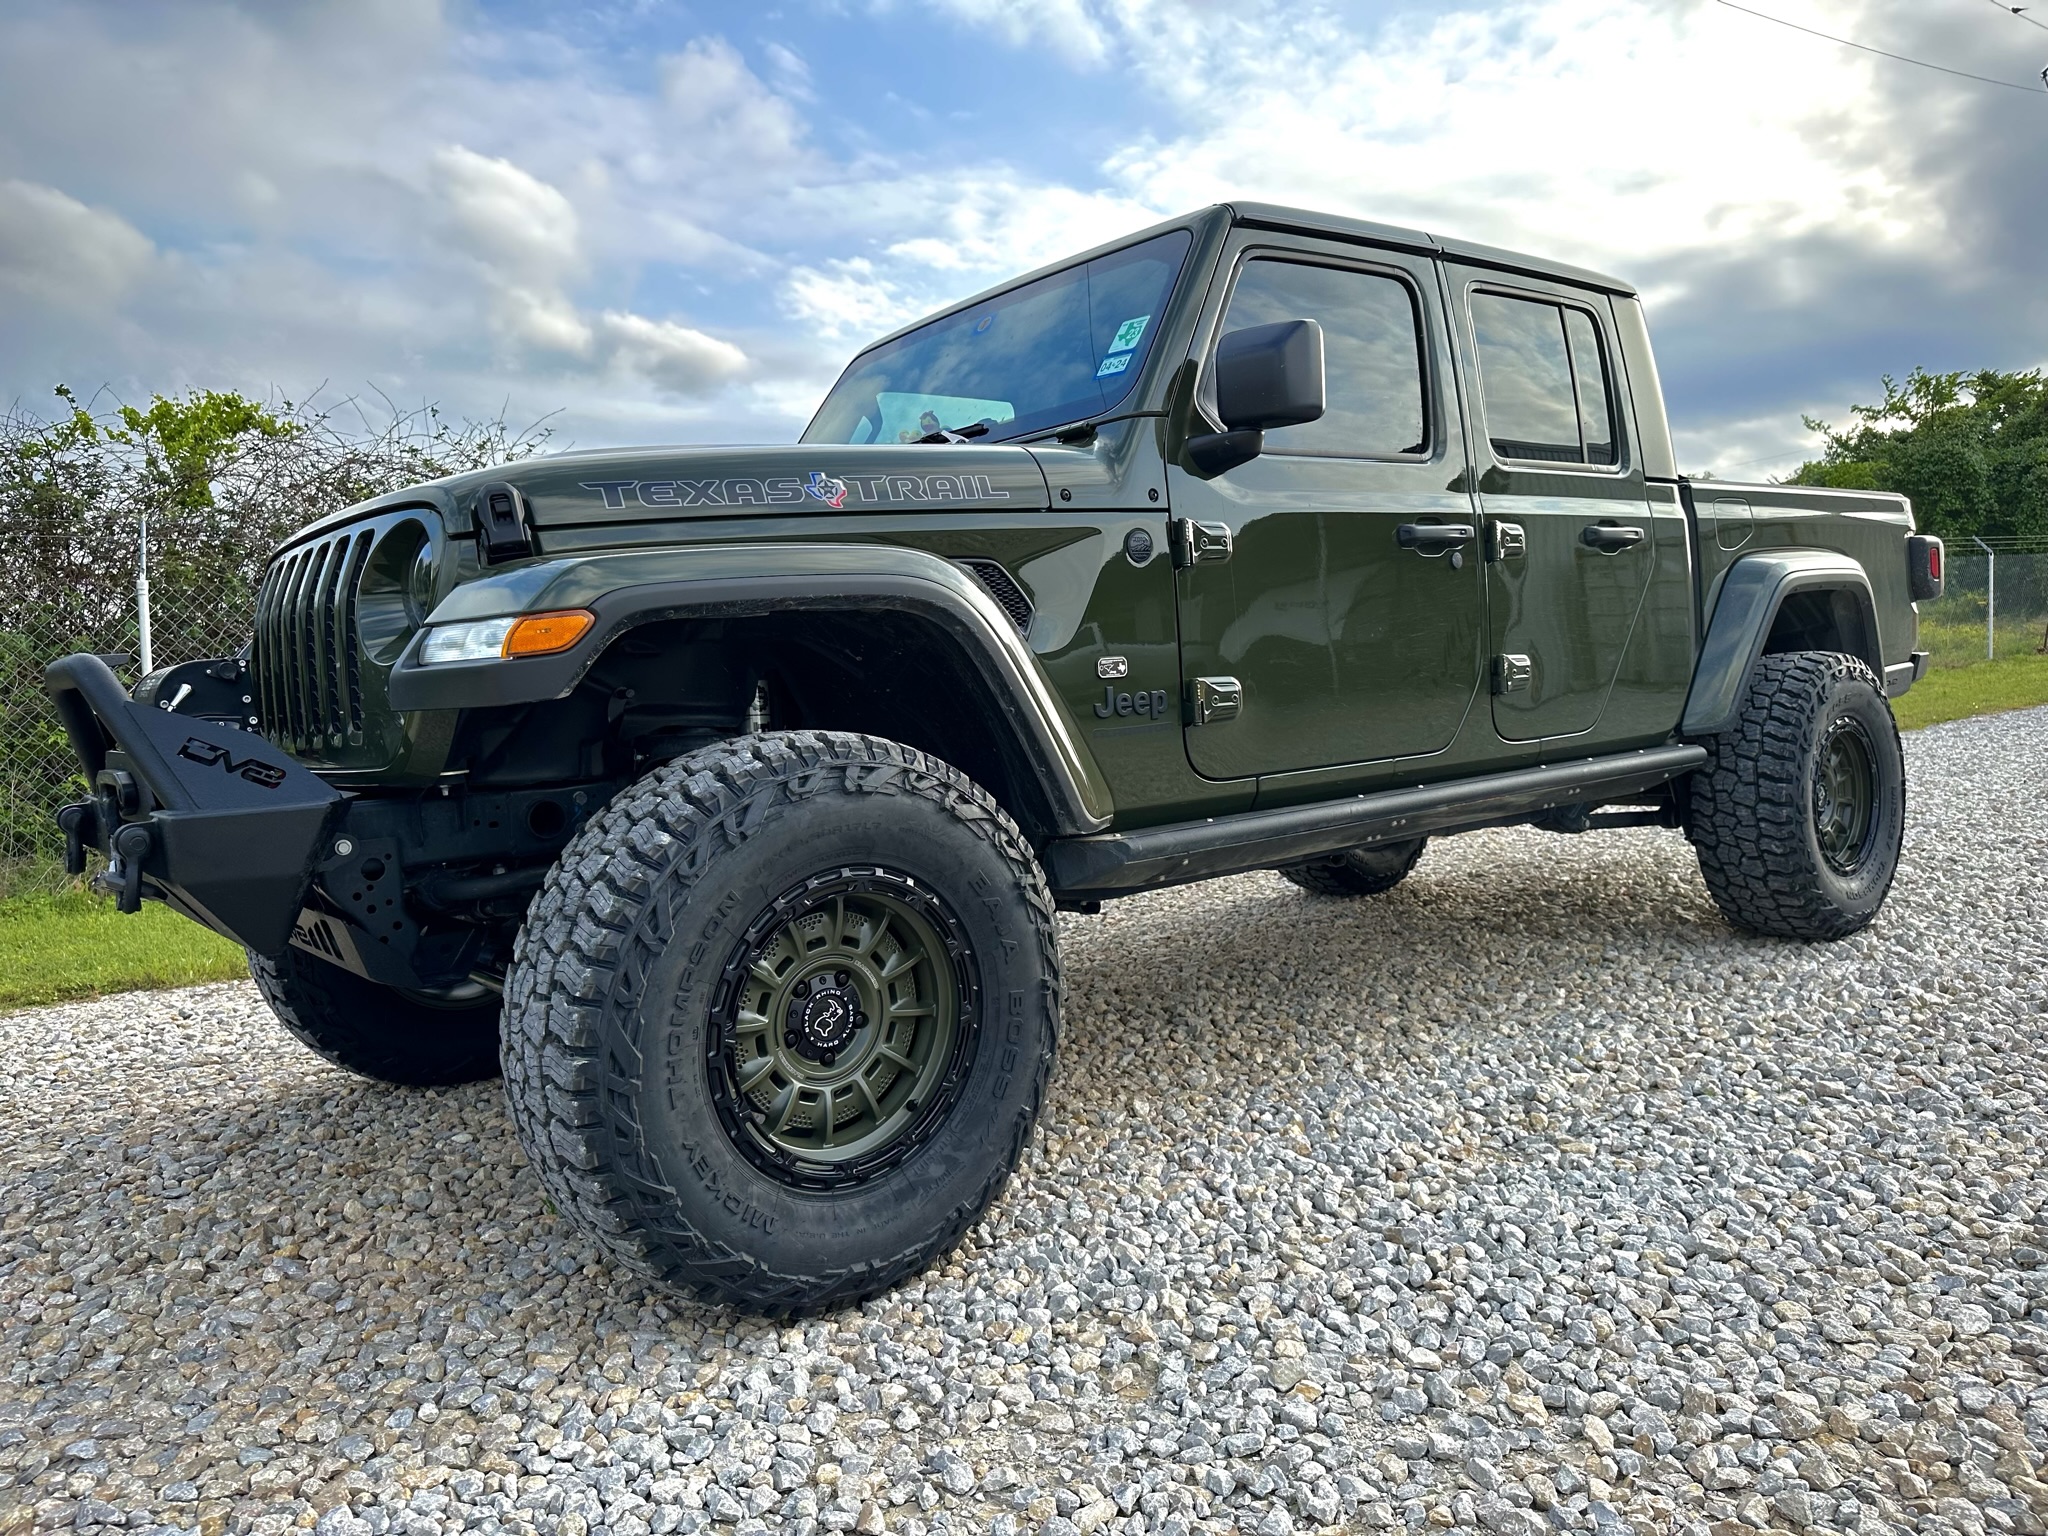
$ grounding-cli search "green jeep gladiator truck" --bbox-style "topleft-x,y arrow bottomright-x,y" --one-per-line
48,203 -> 1943,1311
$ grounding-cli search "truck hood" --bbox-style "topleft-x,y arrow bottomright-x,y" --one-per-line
287,442 -> 1052,548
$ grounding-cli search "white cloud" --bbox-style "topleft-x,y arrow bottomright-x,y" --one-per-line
0,179 -> 154,310
433,146 -> 592,353
435,145 -> 583,281
660,38 -> 807,173
598,311 -> 749,396
891,0 -> 1113,68
1090,0 -> 1917,276
785,257 -> 937,342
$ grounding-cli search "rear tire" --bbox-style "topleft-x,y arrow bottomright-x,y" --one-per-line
248,947 -> 503,1086
1684,651 -> 1905,940
1279,838 -> 1427,897
501,731 -> 1060,1314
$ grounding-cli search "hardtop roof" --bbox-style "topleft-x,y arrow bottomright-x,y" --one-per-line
856,202 -> 1636,356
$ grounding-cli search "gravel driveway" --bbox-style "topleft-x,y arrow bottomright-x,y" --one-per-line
4,707 -> 2045,1536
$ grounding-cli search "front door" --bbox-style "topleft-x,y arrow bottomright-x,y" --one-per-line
1168,238 -> 1486,781
1447,270 -> 1658,744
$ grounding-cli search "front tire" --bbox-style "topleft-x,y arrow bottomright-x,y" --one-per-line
248,947 -> 503,1086
502,732 -> 1059,1314
1684,651 -> 1905,940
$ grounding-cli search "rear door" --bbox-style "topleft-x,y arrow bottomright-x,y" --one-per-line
1445,270 -> 1657,744
1168,236 -> 1486,781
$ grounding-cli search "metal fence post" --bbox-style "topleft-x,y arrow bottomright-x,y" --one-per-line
1973,535 -> 1995,660
137,507 -> 153,676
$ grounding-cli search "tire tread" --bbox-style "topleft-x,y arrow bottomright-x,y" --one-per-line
500,730 -> 1059,1314
1684,651 -> 1903,941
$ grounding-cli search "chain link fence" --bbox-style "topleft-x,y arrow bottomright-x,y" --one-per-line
0,515 -> 256,893
0,396 -> 547,895
1920,548 -> 2048,667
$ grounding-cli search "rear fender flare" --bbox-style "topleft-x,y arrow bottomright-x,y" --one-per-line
385,543 -> 1114,835
1681,549 -> 1882,736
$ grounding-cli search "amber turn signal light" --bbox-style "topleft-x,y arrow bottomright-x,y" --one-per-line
502,609 -> 595,657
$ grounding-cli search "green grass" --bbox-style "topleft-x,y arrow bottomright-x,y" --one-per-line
0,889 -> 246,1011
1917,613 -> 2048,670
1893,651 -> 2048,732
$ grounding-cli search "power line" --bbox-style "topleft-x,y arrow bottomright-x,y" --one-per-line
1982,0 -> 2048,36
1713,0 -> 2047,93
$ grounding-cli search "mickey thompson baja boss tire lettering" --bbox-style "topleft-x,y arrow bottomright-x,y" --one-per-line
499,731 -> 1060,1313
1683,651 -> 1906,941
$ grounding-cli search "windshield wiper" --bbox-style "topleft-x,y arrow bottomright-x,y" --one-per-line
913,420 -> 994,445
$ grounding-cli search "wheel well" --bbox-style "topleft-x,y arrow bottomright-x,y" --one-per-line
445,611 -> 1063,845
1761,586 -> 1879,671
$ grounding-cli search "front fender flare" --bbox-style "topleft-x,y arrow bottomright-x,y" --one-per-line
386,543 -> 1113,834
1681,549 -> 1881,737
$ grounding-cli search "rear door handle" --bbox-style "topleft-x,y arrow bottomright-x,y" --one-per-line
1396,523 -> 1476,553
1581,523 -> 1645,552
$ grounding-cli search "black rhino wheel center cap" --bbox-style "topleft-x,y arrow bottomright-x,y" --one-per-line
787,975 -> 862,1062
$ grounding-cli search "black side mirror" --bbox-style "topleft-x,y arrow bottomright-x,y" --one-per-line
1187,318 -> 1325,476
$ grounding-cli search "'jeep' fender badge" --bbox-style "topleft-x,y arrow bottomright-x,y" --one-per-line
1094,686 -> 1170,720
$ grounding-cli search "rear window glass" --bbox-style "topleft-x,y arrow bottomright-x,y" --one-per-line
1471,292 -> 1619,466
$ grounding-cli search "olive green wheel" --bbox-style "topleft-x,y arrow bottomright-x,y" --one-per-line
710,872 -> 971,1188
1278,838 -> 1427,897
501,731 -> 1060,1313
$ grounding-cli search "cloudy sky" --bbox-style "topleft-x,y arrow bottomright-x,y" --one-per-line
1,0 -> 2043,477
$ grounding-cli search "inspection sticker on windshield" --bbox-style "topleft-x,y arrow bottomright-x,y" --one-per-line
1095,353 -> 1133,378
1108,315 -> 1150,352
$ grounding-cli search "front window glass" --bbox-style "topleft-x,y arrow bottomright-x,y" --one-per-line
1471,291 -> 1620,466
1220,258 -> 1427,457
803,230 -> 1192,445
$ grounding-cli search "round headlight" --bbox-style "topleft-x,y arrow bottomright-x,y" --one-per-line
406,538 -> 436,626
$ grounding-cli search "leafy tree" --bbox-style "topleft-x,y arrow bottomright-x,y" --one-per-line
1787,367 -> 2048,544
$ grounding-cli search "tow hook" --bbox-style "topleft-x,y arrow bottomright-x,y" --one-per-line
91,822 -> 155,914
55,802 -> 99,877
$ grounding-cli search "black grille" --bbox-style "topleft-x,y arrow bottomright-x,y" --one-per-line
956,558 -> 1032,636
251,528 -> 374,752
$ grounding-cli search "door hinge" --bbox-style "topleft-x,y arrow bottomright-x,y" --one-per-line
1171,518 -> 1234,568
1492,653 -> 1533,694
1188,675 -> 1243,725
1489,520 -> 1527,562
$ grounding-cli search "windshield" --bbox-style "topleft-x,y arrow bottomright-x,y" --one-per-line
803,229 -> 1193,445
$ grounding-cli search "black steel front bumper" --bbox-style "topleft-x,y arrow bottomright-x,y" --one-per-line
45,654 -> 344,955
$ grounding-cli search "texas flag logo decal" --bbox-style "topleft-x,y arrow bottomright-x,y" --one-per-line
804,471 -> 849,509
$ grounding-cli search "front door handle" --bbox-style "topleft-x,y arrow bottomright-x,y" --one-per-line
1580,523 -> 1645,552
1396,523 -> 1476,554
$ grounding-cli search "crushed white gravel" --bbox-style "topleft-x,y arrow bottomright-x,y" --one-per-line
3,706 -> 2045,1536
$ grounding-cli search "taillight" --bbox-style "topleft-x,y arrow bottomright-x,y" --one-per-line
1906,535 -> 1943,602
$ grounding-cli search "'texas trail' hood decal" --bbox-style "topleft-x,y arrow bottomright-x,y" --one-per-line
420,443 -> 1053,529
578,469 -> 1013,511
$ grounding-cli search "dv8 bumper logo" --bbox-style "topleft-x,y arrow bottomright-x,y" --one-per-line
178,736 -> 288,789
